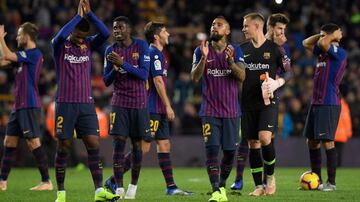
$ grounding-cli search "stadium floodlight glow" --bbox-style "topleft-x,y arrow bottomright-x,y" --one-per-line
275,0 -> 283,4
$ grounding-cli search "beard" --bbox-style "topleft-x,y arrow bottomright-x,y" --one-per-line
210,33 -> 223,42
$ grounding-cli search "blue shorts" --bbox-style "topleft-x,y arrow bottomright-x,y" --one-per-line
241,105 -> 278,140
201,117 -> 240,150
6,108 -> 41,139
55,103 -> 99,140
303,105 -> 340,141
143,113 -> 170,142
109,106 -> 150,139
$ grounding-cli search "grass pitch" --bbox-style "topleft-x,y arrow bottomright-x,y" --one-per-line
0,167 -> 359,201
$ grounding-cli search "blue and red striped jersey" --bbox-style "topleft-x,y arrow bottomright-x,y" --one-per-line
51,12 -> 110,103
103,38 -> 150,109
312,44 -> 347,105
193,43 -> 244,118
14,48 -> 42,110
147,45 -> 168,114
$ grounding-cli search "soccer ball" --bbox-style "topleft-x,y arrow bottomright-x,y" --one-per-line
299,171 -> 320,190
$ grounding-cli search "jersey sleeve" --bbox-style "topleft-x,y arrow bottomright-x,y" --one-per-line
51,15 -> 82,50
192,47 -> 202,65
15,50 -> 33,64
103,45 -> 117,86
121,40 -> 150,81
150,50 -> 164,78
276,45 -> 292,81
86,11 -> 110,49
327,44 -> 346,60
233,45 -> 245,64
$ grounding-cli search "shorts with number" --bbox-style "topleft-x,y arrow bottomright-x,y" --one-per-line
6,108 -> 41,139
241,105 -> 278,140
201,117 -> 240,150
109,106 -> 150,139
55,103 -> 99,140
303,105 -> 340,141
143,113 -> 170,142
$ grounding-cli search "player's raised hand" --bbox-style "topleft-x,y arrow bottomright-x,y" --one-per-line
82,0 -> 91,14
225,44 -> 234,64
166,106 -> 175,121
0,25 -> 7,38
107,51 -> 124,67
273,33 -> 287,46
77,0 -> 84,17
200,40 -> 209,58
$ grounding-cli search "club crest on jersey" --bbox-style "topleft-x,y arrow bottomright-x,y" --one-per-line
263,52 -> 271,59
132,52 -> 139,60
80,44 -> 87,50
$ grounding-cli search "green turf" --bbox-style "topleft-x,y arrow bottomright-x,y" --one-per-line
0,167 -> 359,201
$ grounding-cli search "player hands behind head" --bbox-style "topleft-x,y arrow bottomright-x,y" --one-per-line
302,23 -> 346,192
191,16 -> 246,202
103,15 -> 150,200
240,12 -> 292,196
51,1 -> 118,202
0,22 -> 52,192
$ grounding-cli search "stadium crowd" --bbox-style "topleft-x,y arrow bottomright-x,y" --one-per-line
0,0 -> 359,142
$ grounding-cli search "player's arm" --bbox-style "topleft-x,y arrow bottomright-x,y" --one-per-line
103,46 -> 117,86
317,31 -> 345,59
302,33 -> 323,52
317,32 -> 336,52
191,40 -> 208,82
150,52 -> 175,120
226,45 -> 246,82
265,46 -> 292,93
121,41 -> 150,81
0,60 -> 10,66
83,0 -> 110,48
51,1 -> 84,48
153,76 -> 175,120
0,25 -> 17,62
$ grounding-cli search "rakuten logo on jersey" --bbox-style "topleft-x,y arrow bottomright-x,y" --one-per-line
246,63 -> 270,70
64,54 -> 90,64
207,68 -> 232,77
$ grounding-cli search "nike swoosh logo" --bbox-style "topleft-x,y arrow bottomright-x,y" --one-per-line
268,125 -> 274,128
23,130 -> 30,134
145,129 -> 150,133
244,54 -> 251,58
207,59 -> 215,63
319,133 -> 326,136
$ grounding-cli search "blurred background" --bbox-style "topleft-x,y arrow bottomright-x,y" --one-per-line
0,0 -> 359,167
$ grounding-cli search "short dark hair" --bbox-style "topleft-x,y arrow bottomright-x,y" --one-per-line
244,12 -> 265,23
20,22 -> 39,42
267,13 -> 290,27
75,18 -> 90,32
321,23 -> 340,34
144,21 -> 165,43
114,16 -> 132,28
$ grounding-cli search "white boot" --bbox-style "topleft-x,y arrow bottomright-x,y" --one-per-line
124,184 -> 137,199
